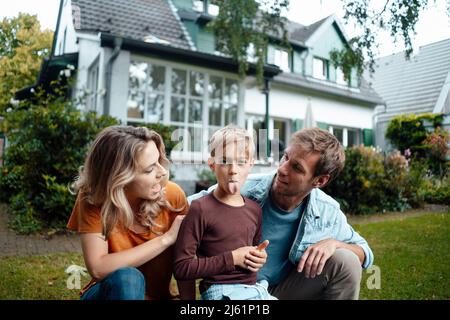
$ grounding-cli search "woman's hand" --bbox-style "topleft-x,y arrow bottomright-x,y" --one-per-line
162,215 -> 186,246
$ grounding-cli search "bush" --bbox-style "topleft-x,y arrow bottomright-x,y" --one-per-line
422,174 -> 450,205
422,127 -> 450,178
139,122 -> 178,158
386,113 -> 444,157
0,86 -> 118,233
386,113 -> 449,178
324,145 -> 424,215
324,145 -> 384,214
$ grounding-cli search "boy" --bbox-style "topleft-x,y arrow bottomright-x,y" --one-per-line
173,125 -> 274,300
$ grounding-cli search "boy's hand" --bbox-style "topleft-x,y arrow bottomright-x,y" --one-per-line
232,246 -> 257,271
232,240 -> 270,272
244,240 -> 269,272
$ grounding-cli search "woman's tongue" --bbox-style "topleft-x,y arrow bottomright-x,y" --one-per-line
151,183 -> 161,193
228,181 -> 239,194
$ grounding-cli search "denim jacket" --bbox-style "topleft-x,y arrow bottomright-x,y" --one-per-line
188,171 -> 374,269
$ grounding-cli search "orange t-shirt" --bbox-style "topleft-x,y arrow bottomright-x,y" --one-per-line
67,181 -> 188,300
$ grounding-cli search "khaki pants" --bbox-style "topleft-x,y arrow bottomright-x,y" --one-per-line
269,249 -> 362,300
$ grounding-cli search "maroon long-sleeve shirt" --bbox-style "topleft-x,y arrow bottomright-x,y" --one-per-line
173,193 -> 262,293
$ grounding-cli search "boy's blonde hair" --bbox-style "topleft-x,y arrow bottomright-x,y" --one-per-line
209,125 -> 255,162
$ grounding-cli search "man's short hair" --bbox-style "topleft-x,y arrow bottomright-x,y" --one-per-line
290,128 -> 345,183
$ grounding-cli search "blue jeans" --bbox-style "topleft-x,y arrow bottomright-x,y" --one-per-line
201,280 -> 278,300
80,267 -> 146,300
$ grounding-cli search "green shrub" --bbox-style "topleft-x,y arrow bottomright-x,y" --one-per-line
422,127 -> 450,178
386,113 -> 449,178
0,86 -> 118,233
422,174 -> 450,205
324,145 -> 424,215
139,122 -> 178,157
324,145 -> 385,215
386,113 -> 444,157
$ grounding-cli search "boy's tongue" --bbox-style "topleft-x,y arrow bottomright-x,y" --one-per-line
228,182 -> 239,194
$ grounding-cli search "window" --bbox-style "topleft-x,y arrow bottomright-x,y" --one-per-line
87,59 -> 99,111
274,48 -> 290,72
127,62 -> 165,122
62,27 -> 67,54
193,0 -> 219,15
313,57 -> 328,80
247,43 -> 257,63
127,60 -> 240,157
336,67 -> 349,86
347,129 -> 358,147
333,127 -> 344,144
170,69 -> 204,152
246,115 -> 289,162
329,126 -> 360,147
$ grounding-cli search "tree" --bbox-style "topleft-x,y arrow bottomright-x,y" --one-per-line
208,0 -> 290,86
209,0 -> 450,83
331,0 -> 447,77
0,81 -> 119,233
0,13 -> 53,114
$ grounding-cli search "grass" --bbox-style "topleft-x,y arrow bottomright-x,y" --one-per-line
0,212 -> 448,300
357,212 -> 450,300
0,253 -> 88,300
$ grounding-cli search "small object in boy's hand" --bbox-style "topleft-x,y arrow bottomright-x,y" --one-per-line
257,240 -> 270,251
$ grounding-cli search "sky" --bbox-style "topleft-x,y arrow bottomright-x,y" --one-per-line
1,0 -> 449,58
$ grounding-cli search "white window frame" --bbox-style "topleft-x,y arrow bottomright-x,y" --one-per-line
313,57 -> 328,80
245,114 -> 290,163
329,125 -> 360,148
127,56 -> 242,162
87,58 -> 99,111
336,67 -> 349,86
274,48 -> 290,72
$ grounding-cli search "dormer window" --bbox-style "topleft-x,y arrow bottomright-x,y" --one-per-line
336,67 -> 349,86
193,0 -> 219,16
274,48 -> 290,72
313,57 -> 329,80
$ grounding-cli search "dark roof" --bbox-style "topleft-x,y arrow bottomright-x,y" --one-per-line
288,15 -> 330,44
71,0 -> 191,49
15,53 -> 79,100
274,72 -> 384,105
100,33 -> 281,78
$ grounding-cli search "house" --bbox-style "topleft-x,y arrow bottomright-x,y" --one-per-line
18,0 -> 384,194
369,38 -> 450,150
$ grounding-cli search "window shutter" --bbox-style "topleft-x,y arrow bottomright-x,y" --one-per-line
363,128 -> 374,146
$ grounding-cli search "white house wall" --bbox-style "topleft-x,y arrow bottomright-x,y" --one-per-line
109,49 -> 131,123
245,84 -> 374,129
55,0 -> 78,55
75,34 -> 104,113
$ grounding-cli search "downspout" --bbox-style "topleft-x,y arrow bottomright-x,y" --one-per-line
263,78 -> 270,159
104,36 -> 123,116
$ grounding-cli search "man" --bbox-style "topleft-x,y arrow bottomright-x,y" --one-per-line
189,128 -> 373,300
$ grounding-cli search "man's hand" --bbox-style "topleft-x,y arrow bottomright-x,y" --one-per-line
297,239 -> 337,278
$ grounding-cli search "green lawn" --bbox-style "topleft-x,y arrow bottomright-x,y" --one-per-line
356,212 -> 449,300
0,212 -> 448,300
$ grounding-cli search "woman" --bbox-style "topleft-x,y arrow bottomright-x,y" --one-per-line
67,125 -> 194,300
